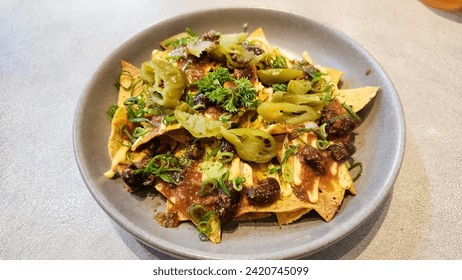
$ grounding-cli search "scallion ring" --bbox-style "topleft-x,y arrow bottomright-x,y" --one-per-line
198,178 -> 219,196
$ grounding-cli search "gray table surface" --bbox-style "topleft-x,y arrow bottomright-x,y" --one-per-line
1,0 -> 461,260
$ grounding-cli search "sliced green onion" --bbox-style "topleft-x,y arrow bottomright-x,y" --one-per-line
189,204 -> 207,223
123,128 -> 136,143
316,139 -> 330,150
231,176 -> 246,191
219,170 -> 230,196
219,112 -> 233,123
199,178 -> 219,196
218,151 -> 234,163
342,103 -> 361,120
348,162 -> 363,182
281,144 -> 299,164
162,114 -> 177,126
268,165 -> 281,175
132,126 -> 150,138
114,69 -> 134,90
188,204 -> 218,235
205,147 -> 220,161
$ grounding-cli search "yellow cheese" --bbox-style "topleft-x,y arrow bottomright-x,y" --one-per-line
103,146 -> 129,178
241,162 -> 254,186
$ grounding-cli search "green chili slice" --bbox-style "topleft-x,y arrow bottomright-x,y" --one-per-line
220,127 -> 277,163
257,102 -> 320,124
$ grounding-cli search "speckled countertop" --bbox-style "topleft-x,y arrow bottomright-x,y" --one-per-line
1,0 -> 461,259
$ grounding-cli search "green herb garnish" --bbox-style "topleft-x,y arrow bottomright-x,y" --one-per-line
164,27 -> 199,48
281,144 -> 299,164
198,67 -> 258,113
106,104 -> 118,120
268,54 -> 287,69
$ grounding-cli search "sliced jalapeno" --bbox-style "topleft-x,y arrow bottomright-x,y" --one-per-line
256,69 -> 303,85
220,127 -> 277,163
272,91 -> 324,107
174,102 -> 231,138
140,60 -> 187,109
257,102 -> 320,124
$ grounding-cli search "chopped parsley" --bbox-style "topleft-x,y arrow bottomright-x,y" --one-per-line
197,67 -> 258,113
106,104 -> 119,120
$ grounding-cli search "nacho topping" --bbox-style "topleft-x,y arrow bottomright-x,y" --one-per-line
104,27 -> 378,243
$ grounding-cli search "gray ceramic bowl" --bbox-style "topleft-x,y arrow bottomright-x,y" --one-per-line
74,7 -> 405,259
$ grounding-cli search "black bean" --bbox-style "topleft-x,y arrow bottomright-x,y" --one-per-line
245,178 -> 280,206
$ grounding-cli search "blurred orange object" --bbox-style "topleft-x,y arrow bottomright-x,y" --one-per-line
420,0 -> 462,10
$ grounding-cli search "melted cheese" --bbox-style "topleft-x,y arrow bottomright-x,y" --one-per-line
241,162 -> 254,186
307,179 -> 319,203
103,146 -> 129,178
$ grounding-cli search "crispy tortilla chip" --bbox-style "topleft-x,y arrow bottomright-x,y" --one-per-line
277,163 -> 353,225
347,184 -> 357,196
247,27 -> 272,53
276,208 -> 313,226
236,191 -> 315,217
237,157 -> 353,225
156,181 -> 222,243
314,163 -> 353,222
104,107 -> 131,178
302,51 -> 313,65
236,212 -> 272,221
164,127 -> 192,144
104,106 -> 147,178
131,120 -> 182,151
115,61 -> 184,152
166,201 -> 189,221
325,67 -> 344,86
160,32 -> 188,50
107,106 -> 129,160
335,86 -> 379,112
117,61 -> 143,108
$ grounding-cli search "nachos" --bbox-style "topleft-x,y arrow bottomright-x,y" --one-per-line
104,27 -> 378,243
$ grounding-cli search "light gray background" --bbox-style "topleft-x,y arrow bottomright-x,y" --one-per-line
1,0 -> 461,259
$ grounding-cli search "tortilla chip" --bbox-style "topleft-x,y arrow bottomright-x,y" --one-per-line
276,208 -> 313,225
237,159 -> 353,225
314,163 -> 353,222
104,107 -> 131,178
160,32 -> 188,50
166,201 -> 189,221
335,86 -> 379,112
247,27 -> 272,53
104,105 -> 148,178
325,67 -> 344,86
302,51 -> 313,65
236,212 -> 272,221
130,120 -> 182,151
164,127 -> 192,144
156,181 -> 222,244
154,154 -> 224,243
107,107 -> 128,159
117,61 -> 143,108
